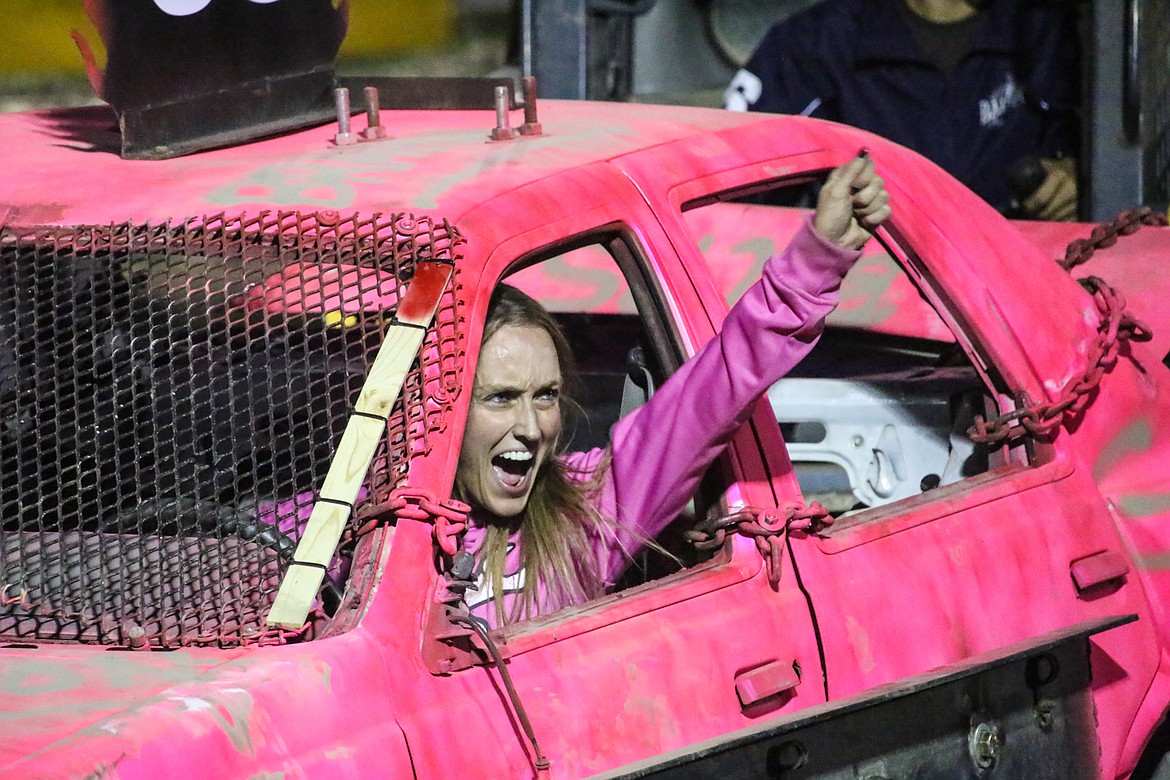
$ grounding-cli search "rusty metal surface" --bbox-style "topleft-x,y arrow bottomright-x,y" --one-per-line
1,530 -> 284,647
81,0 -> 347,159
117,68 -> 339,160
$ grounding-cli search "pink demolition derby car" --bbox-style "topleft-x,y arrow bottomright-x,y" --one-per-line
4,51 -> 1170,780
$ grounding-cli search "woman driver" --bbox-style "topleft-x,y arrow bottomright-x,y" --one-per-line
456,154 -> 890,626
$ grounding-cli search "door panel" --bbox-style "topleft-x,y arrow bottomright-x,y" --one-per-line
789,458 -> 1159,778
617,145 -> 1163,778
396,164 -> 823,778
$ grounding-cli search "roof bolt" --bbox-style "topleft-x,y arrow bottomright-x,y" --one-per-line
361,86 -> 387,141
123,622 -> 148,650
333,87 -> 356,146
519,76 -> 542,136
490,85 -> 516,141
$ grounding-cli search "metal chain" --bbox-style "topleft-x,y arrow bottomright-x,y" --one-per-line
1060,206 -> 1168,271
685,501 -> 832,585
968,276 -> 1151,444
353,486 -> 470,555
969,207 -> 1165,444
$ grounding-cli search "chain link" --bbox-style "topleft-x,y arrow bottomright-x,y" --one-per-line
685,501 -> 832,586
968,208 -> 1164,444
356,487 -> 470,555
1060,206 -> 1168,271
969,276 -> 1152,444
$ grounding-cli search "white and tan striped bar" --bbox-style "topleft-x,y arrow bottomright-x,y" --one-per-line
267,260 -> 454,629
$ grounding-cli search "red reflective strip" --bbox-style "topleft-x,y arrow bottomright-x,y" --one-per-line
397,261 -> 453,325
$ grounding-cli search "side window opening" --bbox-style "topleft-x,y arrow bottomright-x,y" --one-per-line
679,171 -> 1020,520
775,328 -> 991,516
552,311 -> 651,452
465,230 -> 730,621
505,234 -> 675,452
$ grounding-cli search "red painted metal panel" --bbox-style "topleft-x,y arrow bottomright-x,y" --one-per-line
0,631 -> 415,778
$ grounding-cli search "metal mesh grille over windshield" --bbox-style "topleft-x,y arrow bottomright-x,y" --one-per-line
0,212 -> 462,647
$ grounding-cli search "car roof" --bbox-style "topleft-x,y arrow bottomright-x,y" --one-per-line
0,94 -> 1104,389
0,99 -> 768,227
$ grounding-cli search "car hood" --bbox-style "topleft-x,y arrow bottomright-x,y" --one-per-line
1,627 -> 408,777
0,644 -> 244,767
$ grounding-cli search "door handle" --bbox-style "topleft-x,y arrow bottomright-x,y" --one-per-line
1070,550 -> 1130,593
735,660 -> 800,707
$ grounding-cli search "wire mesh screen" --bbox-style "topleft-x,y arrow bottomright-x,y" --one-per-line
0,211 -> 463,647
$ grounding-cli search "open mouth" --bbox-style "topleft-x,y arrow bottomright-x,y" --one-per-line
492,450 -> 534,490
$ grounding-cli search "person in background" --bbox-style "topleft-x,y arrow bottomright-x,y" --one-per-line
725,0 -> 1080,221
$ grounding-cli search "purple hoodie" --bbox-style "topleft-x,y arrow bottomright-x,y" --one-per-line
462,217 -> 860,624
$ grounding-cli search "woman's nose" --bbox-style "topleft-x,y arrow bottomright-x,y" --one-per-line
510,398 -> 540,440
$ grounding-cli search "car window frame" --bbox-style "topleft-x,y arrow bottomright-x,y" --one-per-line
442,217 -> 779,659
659,152 -> 1056,541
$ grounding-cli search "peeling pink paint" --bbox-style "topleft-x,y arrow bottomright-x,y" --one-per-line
844,616 -> 875,674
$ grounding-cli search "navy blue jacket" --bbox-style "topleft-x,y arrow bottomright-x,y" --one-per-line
726,0 -> 1081,210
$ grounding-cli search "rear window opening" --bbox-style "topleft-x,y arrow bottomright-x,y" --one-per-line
678,168 -> 1006,519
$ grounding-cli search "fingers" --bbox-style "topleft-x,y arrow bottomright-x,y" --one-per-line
822,150 -> 871,198
1022,181 -> 1073,221
813,150 -> 891,249
841,153 -> 890,229
852,176 -> 891,228
820,152 -> 880,211
812,164 -> 859,247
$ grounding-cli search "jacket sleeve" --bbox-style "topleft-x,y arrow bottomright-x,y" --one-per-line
592,216 -> 860,582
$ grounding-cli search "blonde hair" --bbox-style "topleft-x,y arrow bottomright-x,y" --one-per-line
467,284 -> 631,623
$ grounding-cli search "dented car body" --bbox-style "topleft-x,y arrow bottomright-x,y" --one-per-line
2,83 -> 1170,780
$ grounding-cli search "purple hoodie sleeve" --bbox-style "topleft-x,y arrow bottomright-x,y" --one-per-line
583,216 -> 860,582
